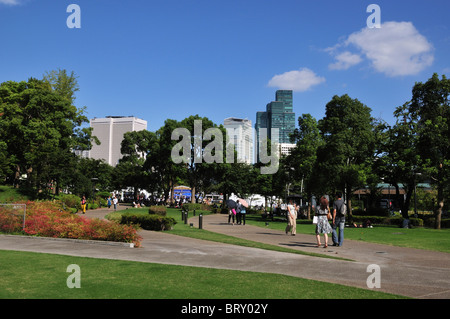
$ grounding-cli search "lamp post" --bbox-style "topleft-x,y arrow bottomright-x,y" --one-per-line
91,177 -> 98,205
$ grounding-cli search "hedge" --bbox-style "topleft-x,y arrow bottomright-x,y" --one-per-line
182,203 -> 212,211
352,215 -> 424,227
120,213 -> 176,231
148,205 -> 167,216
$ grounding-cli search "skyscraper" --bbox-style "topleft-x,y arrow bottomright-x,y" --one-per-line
89,116 -> 147,166
255,90 -> 296,162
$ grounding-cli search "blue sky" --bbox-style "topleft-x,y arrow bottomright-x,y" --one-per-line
1,0 -> 449,132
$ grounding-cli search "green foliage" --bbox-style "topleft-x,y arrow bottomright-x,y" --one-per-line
148,205 -> 167,216
57,194 -> 81,209
0,71 -> 93,197
120,213 -> 176,231
352,215 -> 424,227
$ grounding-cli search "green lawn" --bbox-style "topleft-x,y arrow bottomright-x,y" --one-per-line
0,250 -> 407,299
0,185 -> 30,203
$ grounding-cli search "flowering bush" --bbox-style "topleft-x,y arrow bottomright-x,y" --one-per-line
0,201 -> 142,247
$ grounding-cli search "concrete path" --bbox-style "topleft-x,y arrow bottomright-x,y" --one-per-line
1,207 -> 449,299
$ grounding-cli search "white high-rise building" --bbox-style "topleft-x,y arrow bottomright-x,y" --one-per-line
223,117 -> 254,164
89,116 -> 147,166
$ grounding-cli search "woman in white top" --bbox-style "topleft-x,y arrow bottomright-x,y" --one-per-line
285,200 -> 297,236
315,196 -> 332,247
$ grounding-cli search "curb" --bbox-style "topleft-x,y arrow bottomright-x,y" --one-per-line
0,234 -> 135,248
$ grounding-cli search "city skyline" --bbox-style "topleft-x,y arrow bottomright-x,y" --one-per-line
1,1 -> 449,134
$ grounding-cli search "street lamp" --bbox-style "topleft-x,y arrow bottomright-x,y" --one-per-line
91,177 -> 98,205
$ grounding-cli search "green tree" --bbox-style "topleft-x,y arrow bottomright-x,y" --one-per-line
115,130 -> 157,199
287,113 -> 324,218
404,73 -> 450,229
177,115 -> 224,203
0,71 -> 91,196
318,94 -> 377,219
382,105 -> 422,218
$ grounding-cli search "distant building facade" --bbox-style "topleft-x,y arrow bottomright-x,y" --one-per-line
89,116 -> 147,166
255,90 -> 296,162
223,117 -> 254,164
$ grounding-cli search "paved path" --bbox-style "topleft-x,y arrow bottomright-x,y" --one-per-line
1,207 -> 449,299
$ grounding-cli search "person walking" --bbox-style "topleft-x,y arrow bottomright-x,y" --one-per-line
315,196 -> 332,247
107,196 -> 112,209
80,196 -> 87,214
236,201 -> 242,225
228,208 -> 235,225
332,192 -> 346,247
285,199 -> 297,236
113,196 -> 118,211
240,201 -> 247,225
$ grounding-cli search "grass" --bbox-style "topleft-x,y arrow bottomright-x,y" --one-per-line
0,185 -> 30,203
0,250 -> 408,299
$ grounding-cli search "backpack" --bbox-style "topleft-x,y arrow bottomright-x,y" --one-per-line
338,201 -> 346,216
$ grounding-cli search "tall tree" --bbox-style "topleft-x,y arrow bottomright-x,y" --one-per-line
177,115 -> 224,203
0,72 -> 91,196
404,73 -> 450,229
287,113 -> 324,218
318,94 -> 377,219
382,105 -> 422,219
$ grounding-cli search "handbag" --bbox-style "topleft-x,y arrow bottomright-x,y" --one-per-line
313,216 -> 318,224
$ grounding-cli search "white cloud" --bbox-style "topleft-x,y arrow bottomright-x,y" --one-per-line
329,21 -> 434,77
267,68 -> 325,92
0,0 -> 20,5
328,51 -> 362,70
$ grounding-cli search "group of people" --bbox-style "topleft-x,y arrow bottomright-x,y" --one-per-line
284,192 -> 346,248
228,199 -> 247,225
313,192 -> 346,248
107,195 -> 119,210
80,195 -> 119,214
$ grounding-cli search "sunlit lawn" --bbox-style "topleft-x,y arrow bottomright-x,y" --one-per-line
0,250 -> 407,299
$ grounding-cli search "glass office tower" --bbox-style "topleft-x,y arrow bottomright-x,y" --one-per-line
255,90 -> 295,162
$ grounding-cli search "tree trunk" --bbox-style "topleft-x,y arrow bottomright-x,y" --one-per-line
191,186 -> 196,203
436,184 -> 443,230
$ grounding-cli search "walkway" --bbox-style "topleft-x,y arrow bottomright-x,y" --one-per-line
1,206 -> 449,299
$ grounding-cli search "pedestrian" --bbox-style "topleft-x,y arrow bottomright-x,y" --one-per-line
285,199 -> 297,236
228,207 -> 235,225
240,201 -> 247,225
315,196 -> 332,247
113,196 -> 118,211
81,196 -> 87,214
107,196 -> 112,209
332,192 -> 346,247
236,200 -> 242,225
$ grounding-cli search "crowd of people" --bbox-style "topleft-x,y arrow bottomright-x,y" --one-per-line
226,192 -> 349,248
82,190 -> 356,248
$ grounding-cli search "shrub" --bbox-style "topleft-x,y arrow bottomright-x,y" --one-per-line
351,215 -> 423,227
182,203 -> 212,211
121,213 -> 176,231
148,205 -> 167,216
424,218 -> 450,228
58,194 -> 81,210
0,200 -> 142,247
